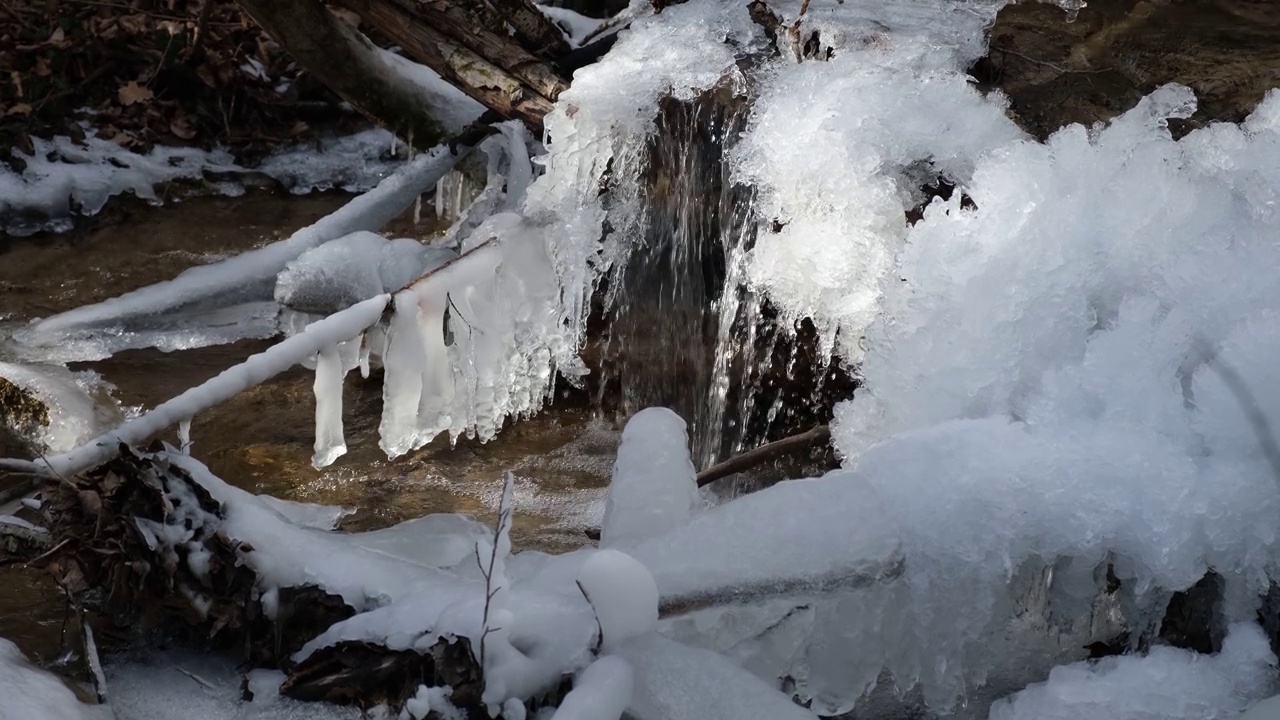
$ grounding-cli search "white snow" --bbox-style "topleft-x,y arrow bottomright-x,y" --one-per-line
274,231 -> 456,315
0,127 -> 431,238
576,549 -> 659,651
0,134 -> 239,237
376,48 -> 486,133
629,468 -> 901,611
1241,695 -> 1280,720
619,634 -> 816,720
988,623 -> 1277,720
549,655 -> 634,720
538,6 -> 603,48
0,636 -> 113,720
599,408 -> 701,549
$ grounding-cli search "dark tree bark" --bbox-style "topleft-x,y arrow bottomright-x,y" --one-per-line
234,0 -> 574,140
232,0 -> 455,148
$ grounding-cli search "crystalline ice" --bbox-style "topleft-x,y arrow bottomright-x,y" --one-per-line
312,343 -> 348,468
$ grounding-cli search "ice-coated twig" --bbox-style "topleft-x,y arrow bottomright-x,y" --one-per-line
81,613 -> 108,703
18,295 -> 390,480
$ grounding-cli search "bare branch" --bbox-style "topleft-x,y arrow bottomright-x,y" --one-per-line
696,425 -> 831,487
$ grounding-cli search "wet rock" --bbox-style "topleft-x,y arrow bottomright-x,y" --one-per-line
1159,571 -> 1226,654
975,0 -> 1280,140
0,376 -> 47,458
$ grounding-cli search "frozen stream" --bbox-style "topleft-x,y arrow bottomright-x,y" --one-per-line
0,193 -> 621,666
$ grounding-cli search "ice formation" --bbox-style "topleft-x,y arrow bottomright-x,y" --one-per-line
521,0 -> 1280,712
0,361 -> 124,453
11,141 -> 467,362
12,0 -> 1280,716
988,623 -> 1276,720
599,408 -> 701,549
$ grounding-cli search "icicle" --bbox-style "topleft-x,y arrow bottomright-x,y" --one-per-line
414,194 -> 423,225
312,343 -> 348,468
390,133 -> 398,157
358,330 -> 373,379
380,293 -> 429,457
416,286 -> 454,438
177,418 -> 192,455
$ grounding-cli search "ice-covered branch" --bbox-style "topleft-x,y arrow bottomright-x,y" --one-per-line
28,295 -> 390,479
14,144 -> 470,359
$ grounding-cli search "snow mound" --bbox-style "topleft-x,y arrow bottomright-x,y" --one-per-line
600,408 -> 701,549
989,623 -> 1277,720
0,636 -> 113,720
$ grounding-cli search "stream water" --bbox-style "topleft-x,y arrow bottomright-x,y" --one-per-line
0,192 -> 622,664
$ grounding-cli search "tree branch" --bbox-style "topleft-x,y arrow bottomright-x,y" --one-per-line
232,0 -> 453,148
696,425 -> 831,487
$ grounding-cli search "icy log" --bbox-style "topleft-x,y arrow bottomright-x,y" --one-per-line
336,0 -> 560,128
629,469 -> 904,617
24,295 -> 390,479
17,145 -> 467,347
232,0 -> 453,148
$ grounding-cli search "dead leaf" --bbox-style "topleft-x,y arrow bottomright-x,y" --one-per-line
48,27 -> 65,43
4,103 -> 32,117
118,81 -> 154,106
327,7 -> 361,28
33,57 -> 51,77
170,116 -> 196,140
289,120 -> 309,136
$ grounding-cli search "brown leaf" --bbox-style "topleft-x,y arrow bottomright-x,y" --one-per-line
4,103 -> 32,117
327,7 -> 361,28
33,57 -> 52,77
196,64 -> 217,89
289,120 -> 309,136
79,490 -> 103,519
170,116 -> 196,140
118,81 -> 154,107
48,27 -> 65,43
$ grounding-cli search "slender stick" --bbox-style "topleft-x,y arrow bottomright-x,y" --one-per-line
696,425 -> 831,488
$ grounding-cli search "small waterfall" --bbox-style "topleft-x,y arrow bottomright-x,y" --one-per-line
598,85 -> 856,469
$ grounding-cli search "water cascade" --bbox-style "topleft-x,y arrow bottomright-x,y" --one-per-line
597,84 -> 854,470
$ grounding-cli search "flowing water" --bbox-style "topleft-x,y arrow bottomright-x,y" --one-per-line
0,192 -> 622,662
600,85 -> 856,469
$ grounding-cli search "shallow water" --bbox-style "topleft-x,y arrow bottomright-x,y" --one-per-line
0,192 -> 619,661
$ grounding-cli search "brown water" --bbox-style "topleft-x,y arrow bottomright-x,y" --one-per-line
0,192 -> 620,661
